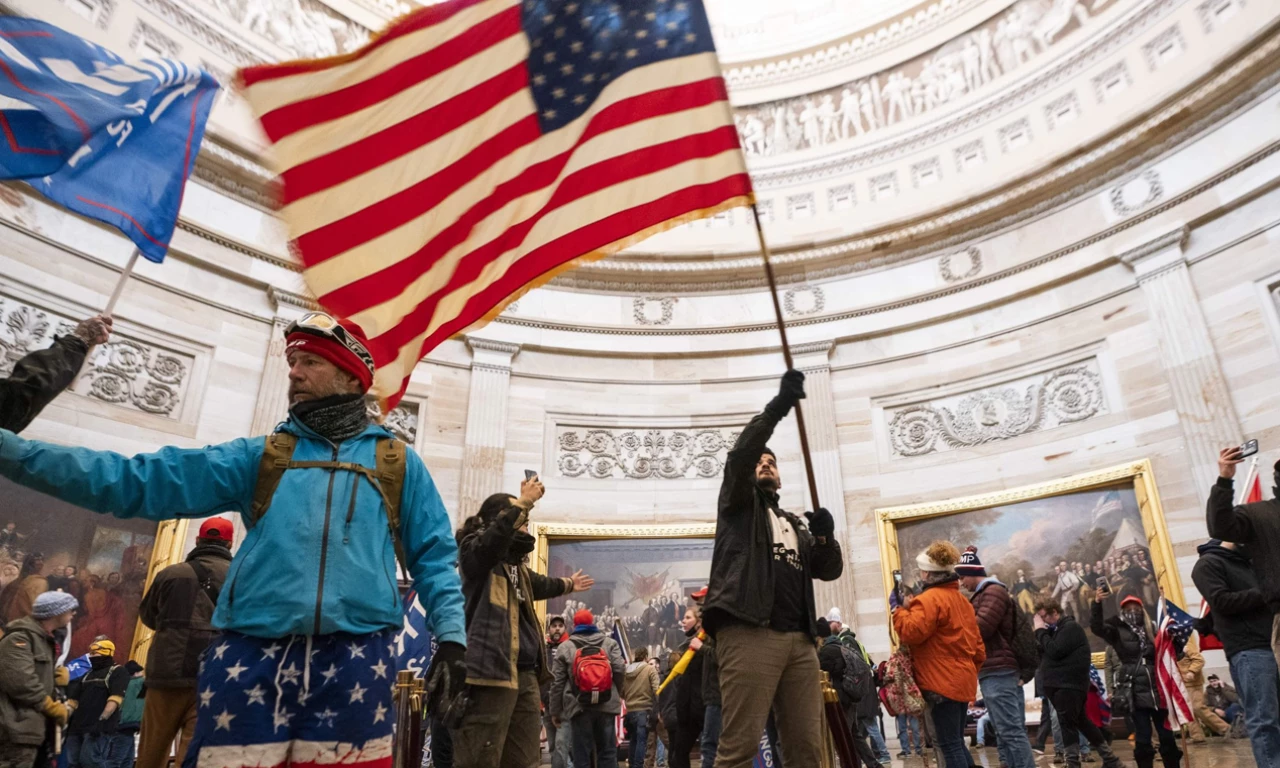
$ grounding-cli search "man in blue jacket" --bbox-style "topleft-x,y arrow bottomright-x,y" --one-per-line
0,312 -> 467,768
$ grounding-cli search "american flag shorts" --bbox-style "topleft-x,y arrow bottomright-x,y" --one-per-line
183,630 -> 396,768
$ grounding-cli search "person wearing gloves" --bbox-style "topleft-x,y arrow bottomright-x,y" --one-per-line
0,314 -> 111,434
890,541 -> 985,768
452,480 -> 594,768
701,370 -> 844,768
0,312 -> 467,765
0,591 -> 78,768
64,639 -> 133,768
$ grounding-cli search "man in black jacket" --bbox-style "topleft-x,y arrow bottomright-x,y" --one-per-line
1209,448 -> 1280,663
1033,600 -> 1122,768
0,314 -> 111,433
1191,538 -> 1280,766
135,517 -> 233,768
702,370 -> 844,768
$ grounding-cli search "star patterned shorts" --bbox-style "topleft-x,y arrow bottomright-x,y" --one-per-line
183,629 -> 396,768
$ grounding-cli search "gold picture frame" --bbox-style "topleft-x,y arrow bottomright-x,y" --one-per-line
874,459 -> 1183,662
530,522 -> 715,631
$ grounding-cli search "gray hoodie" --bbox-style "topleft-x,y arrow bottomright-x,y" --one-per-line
549,628 -> 626,718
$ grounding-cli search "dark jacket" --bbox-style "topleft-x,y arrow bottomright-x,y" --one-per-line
970,578 -> 1017,674
0,335 -> 88,434
1204,683 -> 1238,710
0,616 -> 57,746
549,627 -> 626,719
1191,540 -> 1272,659
819,636 -> 853,712
1090,601 -> 1157,711
459,504 -> 573,689
702,637 -> 720,707
675,637 -> 706,725
1207,477 -> 1280,613
139,543 -> 232,688
66,656 -> 129,735
703,398 -> 844,637
1035,614 -> 1091,692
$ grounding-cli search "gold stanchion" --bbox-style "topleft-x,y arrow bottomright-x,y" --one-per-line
393,671 -> 424,768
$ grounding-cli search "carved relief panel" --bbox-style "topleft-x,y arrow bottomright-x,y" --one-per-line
555,425 -> 743,480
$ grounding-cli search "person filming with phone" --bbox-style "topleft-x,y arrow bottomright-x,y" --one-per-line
1209,444 -> 1280,656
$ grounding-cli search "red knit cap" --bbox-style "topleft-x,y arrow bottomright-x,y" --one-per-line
573,608 -> 594,627
285,316 -> 375,392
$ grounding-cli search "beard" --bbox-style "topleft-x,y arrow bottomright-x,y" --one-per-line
756,475 -> 779,493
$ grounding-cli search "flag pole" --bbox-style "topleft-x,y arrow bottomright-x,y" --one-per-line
749,202 -> 821,511
103,249 -> 141,315
1235,456 -> 1259,505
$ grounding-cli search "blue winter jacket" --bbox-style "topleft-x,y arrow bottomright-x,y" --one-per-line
0,420 -> 466,646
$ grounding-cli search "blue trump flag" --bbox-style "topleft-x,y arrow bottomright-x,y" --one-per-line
0,17 -> 219,262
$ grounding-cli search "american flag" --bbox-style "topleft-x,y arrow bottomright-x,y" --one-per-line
1154,597 -> 1195,730
239,0 -> 751,408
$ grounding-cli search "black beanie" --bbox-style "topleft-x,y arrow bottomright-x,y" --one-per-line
762,446 -> 775,459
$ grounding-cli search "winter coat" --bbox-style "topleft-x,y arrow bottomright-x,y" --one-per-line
1176,649 -> 1205,692
838,632 -> 880,719
0,419 -> 466,644
1207,476 -> 1280,614
0,616 -> 56,746
458,504 -> 572,688
702,637 -> 721,707
622,661 -> 660,712
1035,615 -> 1091,692
549,627 -> 626,719
703,399 -> 843,637
139,543 -> 232,688
1090,602 -> 1157,711
892,576 -> 985,703
0,334 -> 88,434
675,638 -> 706,723
1204,684 -> 1238,710
1191,540 -> 1273,659
969,578 -> 1018,674
819,636 -> 855,717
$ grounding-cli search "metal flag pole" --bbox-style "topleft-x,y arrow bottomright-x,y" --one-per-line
103,249 -> 141,315
1235,456 -> 1259,505
749,202 -> 821,510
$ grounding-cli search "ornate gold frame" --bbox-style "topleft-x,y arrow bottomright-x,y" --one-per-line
128,518 -> 191,662
530,522 -> 715,629
874,459 -> 1182,661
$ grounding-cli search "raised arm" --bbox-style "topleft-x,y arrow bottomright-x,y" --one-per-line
457,503 -> 524,580
0,335 -> 88,434
719,371 -> 805,515
529,569 -> 574,602
0,430 -> 258,520
1090,600 -> 1118,646
400,455 -> 466,647
1207,448 -> 1257,543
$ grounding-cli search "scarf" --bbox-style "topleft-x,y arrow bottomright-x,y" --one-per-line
1122,612 -> 1149,656
290,393 -> 369,442
507,531 -> 536,564
572,624 -> 600,636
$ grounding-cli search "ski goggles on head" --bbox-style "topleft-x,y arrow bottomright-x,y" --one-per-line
284,312 -> 375,374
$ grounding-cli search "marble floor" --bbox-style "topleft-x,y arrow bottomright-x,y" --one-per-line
879,739 -> 1256,768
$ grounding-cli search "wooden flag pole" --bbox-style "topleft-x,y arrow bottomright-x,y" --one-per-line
750,202 -> 821,511
103,249 -> 140,315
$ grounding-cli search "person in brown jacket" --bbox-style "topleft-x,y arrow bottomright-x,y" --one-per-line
623,647 -> 661,768
957,547 -> 1036,768
1176,648 -> 1230,742
891,541 -> 985,768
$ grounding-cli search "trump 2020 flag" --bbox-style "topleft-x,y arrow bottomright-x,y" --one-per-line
0,17 -> 219,262
239,0 -> 751,409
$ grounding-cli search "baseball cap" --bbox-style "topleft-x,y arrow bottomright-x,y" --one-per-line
199,517 -> 234,541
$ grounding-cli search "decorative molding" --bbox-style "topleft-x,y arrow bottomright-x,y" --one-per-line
130,19 -> 182,57
1196,0 -> 1243,33
954,138 -> 987,171
1142,25 -> 1186,70
135,0 -> 263,65
938,247 -> 983,282
191,0 -> 371,59
1109,169 -> 1164,215
60,0 -> 117,30
369,399 -> 419,444
556,426 -> 744,480
633,297 -> 677,326
465,337 -> 522,356
868,171 -> 899,201
1044,91 -> 1081,129
997,116 -> 1033,152
911,157 -> 943,188
0,296 -> 193,419
783,285 -> 826,317
1092,61 -> 1133,103
268,287 -> 319,311
886,360 -> 1107,456
786,192 -> 816,219
827,183 -> 856,211
791,340 -> 836,357
1116,223 -> 1188,276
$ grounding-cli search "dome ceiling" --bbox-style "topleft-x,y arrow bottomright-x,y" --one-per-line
704,0 -> 925,63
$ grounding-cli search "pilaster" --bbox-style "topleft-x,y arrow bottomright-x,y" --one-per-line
458,337 -> 521,521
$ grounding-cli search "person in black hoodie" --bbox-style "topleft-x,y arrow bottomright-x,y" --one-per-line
0,315 -> 111,434
1090,595 -> 1181,768
1033,600 -> 1121,768
702,370 -> 844,768
65,639 -> 132,768
1191,538 -> 1280,766
670,606 -> 706,768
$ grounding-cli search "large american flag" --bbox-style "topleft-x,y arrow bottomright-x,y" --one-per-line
239,0 -> 751,407
1154,597 -> 1196,730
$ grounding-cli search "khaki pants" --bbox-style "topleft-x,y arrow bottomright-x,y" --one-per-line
454,671 -> 543,768
645,718 -> 669,768
0,743 -> 38,768
1186,688 -> 1229,739
136,686 -> 197,768
713,624 -> 824,768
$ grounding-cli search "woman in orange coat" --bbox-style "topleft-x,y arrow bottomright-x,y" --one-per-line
891,541 -> 986,768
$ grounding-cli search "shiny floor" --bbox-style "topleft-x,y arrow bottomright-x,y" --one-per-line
885,738 -> 1257,767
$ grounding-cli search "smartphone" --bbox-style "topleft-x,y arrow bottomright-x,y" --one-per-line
893,570 -> 903,595
1237,439 -> 1259,459
524,469 -> 538,481
1096,576 -> 1112,596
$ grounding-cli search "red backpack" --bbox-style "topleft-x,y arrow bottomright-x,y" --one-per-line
571,639 -> 614,705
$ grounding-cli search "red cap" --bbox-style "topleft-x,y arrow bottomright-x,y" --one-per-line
573,608 -> 594,626
198,517 -> 234,541
285,319 -> 375,393
1119,595 -> 1144,609
691,586 -> 708,602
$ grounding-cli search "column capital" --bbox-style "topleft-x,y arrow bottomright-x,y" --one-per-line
268,286 -> 320,316
466,336 -> 521,371
791,340 -> 835,373
1117,224 -> 1189,281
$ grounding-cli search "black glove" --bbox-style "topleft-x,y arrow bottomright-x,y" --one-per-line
778,369 -> 806,404
426,641 -> 467,720
805,507 -> 834,539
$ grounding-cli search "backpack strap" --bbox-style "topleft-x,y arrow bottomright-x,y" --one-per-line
250,433 -> 297,526
188,558 -> 221,608
375,438 -> 409,577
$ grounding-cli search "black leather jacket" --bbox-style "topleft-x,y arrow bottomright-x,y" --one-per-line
702,395 -> 843,638
0,335 -> 88,433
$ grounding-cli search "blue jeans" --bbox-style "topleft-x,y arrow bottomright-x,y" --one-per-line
975,713 -> 991,746
861,716 -> 891,762
625,711 -> 649,768
572,710 -> 618,768
701,704 -> 722,768
979,669 -> 1037,768
1230,649 -> 1280,768
924,697 -> 970,768
66,732 -> 135,768
896,714 -> 922,754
